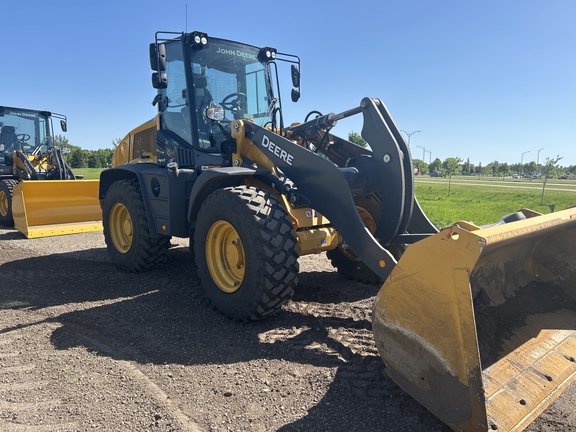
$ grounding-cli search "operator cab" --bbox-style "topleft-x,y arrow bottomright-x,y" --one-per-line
150,31 -> 300,168
0,106 -> 67,156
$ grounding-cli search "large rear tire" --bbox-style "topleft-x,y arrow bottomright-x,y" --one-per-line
102,179 -> 170,272
0,179 -> 18,227
194,186 -> 299,322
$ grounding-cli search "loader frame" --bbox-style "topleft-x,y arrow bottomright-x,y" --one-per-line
100,30 -> 576,432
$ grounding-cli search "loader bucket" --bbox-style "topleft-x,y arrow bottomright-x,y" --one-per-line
12,180 -> 102,238
373,207 -> 576,432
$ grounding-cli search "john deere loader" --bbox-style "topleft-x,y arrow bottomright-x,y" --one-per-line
0,106 -> 101,238
99,31 -> 576,431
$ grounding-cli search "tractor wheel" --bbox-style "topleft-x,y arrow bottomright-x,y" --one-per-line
102,179 -> 170,272
0,179 -> 18,227
327,197 -> 386,285
194,186 -> 299,322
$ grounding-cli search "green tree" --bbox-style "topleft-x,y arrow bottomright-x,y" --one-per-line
497,163 -> 510,179
442,157 -> 462,196
52,134 -> 71,148
52,135 -> 83,165
462,158 -> 473,175
412,158 -> 428,175
69,148 -> 86,168
488,160 -> 500,176
523,161 -> 537,180
87,153 -> 102,168
348,131 -> 368,148
541,156 -> 563,204
482,163 -> 493,177
94,148 -> 114,167
429,158 -> 442,174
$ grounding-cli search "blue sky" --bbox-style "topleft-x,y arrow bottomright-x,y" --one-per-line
3,0 -> 575,166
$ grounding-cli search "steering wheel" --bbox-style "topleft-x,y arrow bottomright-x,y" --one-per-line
16,133 -> 31,143
220,93 -> 247,113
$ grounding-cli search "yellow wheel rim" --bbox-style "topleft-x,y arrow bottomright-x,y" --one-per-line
109,203 -> 133,253
0,190 -> 8,217
206,220 -> 245,293
341,206 -> 377,261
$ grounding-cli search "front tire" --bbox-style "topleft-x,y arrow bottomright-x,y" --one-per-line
327,197 -> 383,284
102,179 -> 170,272
0,179 -> 18,227
194,186 -> 299,322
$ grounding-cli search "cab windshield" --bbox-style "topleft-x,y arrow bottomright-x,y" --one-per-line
161,37 -> 276,153
190,40 -> 274,123
0,108 -> 50,154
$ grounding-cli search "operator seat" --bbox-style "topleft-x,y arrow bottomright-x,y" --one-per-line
0,126 -> 16,151
193,74 -> 217,151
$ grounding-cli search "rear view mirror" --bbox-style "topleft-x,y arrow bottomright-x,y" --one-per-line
291,65 -> 300,88
60,119 -> 67,132
291,89 -> 300,103
152,72 -> 168,89
149,43 -> 166,71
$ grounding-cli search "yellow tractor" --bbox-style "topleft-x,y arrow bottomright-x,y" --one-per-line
99,31 -> 576,431
0,106 -> 101,238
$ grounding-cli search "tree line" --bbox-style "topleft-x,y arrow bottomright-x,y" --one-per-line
411,156 -> 574,180
54,130 -> 576,181
347,132 -> 576,180
53,135 -> 119,169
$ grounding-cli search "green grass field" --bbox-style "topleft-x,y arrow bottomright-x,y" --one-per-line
415,177 -> 576,228
71,168 -> 576,229
73,168 -> 105,180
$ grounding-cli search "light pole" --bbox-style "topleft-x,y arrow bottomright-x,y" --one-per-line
537,148 -> 544,171
416,145 -> 426,162
521,151 -> 530,176
400,130 -> 421,147
426,150 -> 431,165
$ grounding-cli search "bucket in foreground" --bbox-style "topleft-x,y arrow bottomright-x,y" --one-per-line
373,207 -> 576,431
12,180 -> 102,238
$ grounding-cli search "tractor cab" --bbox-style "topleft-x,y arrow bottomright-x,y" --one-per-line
0,106 -> 67,162
149,31 -> 300,168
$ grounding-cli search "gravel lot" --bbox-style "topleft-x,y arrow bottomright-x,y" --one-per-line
0,226 -> 575,431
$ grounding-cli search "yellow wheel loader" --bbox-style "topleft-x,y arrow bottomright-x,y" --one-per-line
99,31 -> 576,431
0,106 -> 101,237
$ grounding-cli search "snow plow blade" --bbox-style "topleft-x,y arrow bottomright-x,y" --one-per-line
373,207 -> 576,432
12,180 -> 102,238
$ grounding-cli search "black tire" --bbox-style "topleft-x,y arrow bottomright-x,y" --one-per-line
102,179 -> 170,272
0,179 -> 18,227
194,186 -> 299,322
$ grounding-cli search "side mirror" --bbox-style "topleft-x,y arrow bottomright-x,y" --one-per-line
291,89 -> 300,103
149,43 -> 166,71
152,72 -> 168,89
60,119 -> 67,132
291,64 -> 300,88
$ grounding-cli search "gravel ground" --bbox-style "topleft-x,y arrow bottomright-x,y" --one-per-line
0,226 -> 575,431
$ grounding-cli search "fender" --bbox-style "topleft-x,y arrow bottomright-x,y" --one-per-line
187,167 -> 258,225
100,164 -> 197,238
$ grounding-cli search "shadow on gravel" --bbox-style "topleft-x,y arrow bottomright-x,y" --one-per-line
0,229 -> 24,240
0,246 -> 448,431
